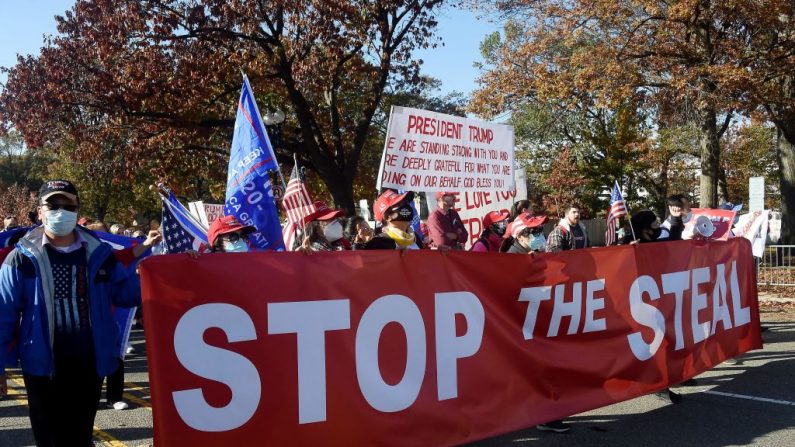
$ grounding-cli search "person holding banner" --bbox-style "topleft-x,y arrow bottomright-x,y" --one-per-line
207,215 -> 256,253
509,199 -> 532,221
345,216 -> 374,250
501,213 -> 548,254
546,205 -> 588,252
625,209 -> 683,244
365,190 -> 422,250
625,208 -> 690,402
471,210 -> 510,252
660,194 -> 692,240
428,192 -> 468,251
296,201 -> 349,252
0,180 -> 142,447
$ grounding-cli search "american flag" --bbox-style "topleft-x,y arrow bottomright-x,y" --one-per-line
281,164 -> 316,250
605,181 -> 627,246
161,191 -> 208,253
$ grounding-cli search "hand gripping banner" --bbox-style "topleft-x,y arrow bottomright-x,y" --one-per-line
140,238 -> 761,447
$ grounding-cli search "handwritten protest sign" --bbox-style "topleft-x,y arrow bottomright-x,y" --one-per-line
425,169 -> 528,248
377,106 -> 515,192
188,202 -> 225,227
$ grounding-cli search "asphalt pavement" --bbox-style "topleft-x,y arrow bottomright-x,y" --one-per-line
2,314 -> 794,447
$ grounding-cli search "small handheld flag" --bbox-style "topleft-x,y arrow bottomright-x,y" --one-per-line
605,181 -> 628,245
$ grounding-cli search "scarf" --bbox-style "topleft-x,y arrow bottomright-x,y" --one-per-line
384,226 -> 416,248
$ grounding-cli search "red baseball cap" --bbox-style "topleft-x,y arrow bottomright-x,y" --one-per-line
505,213 -> 548,238
304,201 -> 345,225
435,191 -> 456,200
482,210 -> 510,228
374,190 -> 414,222
208,215 -> 256,247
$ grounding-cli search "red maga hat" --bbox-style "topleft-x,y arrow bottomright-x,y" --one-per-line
482,210 -> 510,228
303,201 -> 345,225
505,213 -> 548,238
208,215 -> 256,247
374,190 -> 414,222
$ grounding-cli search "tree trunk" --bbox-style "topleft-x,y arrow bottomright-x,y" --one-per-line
778,121 -> 795,245
323,171 -> 356,215
718,167 -> 730,203
699,107 -> 720,207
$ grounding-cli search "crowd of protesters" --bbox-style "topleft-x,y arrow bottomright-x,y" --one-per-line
0,177 -> 717,445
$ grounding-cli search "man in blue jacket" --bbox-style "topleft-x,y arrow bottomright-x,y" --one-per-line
0,179 -> 141,447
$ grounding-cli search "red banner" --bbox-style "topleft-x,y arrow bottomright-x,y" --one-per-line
140,239 -> 761,447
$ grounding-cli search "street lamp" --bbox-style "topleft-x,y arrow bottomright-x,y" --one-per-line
262,109 -> 285,126
262,109 -> 285,148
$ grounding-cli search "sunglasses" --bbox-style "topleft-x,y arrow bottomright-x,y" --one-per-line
222,232 -> 246,243
41,203 -> 79,212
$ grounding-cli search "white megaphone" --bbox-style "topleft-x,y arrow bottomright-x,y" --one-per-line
692,215 -> 715,238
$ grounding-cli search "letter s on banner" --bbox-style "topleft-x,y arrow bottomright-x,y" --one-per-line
626,276 -> 665,361
172,304 -> 260,432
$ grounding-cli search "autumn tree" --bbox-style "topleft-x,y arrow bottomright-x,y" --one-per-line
470,1 -> 765,208
0,184 -> 37,226
0,0 -> 448,214
721,123 -> 779,208
0,131 -> 51,190
735,8 -> 795,243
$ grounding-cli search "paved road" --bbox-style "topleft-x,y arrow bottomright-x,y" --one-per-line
2,316 -> 794,447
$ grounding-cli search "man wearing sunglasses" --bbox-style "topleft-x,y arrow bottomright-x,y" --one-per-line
0,179 -> 142,446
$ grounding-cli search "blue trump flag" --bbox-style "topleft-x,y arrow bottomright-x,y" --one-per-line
93,231 -> 141,358
225,75 -> 285,251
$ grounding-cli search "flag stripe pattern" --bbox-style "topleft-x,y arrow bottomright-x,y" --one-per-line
281,164 -> 316,250
605,181 -> 627,246
162,191 -> 208,253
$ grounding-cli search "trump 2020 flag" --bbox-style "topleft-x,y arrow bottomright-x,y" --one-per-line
225,75 -> 285,251
94,231 -> 142,359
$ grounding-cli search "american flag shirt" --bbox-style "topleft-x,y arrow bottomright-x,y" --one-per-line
45,244 -> 94,359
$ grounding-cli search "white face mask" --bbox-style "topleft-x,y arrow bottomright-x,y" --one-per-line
223,239 -> 250,253
323,221 -> 344,242
44,209 -> 78,236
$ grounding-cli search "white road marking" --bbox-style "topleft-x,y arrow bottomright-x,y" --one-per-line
704,390 -> 795,406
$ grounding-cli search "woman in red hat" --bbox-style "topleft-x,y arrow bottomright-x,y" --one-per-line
470,210 -> 510,252
298,201 -> 351,252
207,215 -> 257,253
501,213 -> 548,254
363,190 -> 422,250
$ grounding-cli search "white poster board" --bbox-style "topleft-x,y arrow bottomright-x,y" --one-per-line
188,202 -> 225,227
377,106 -> 515,192
748,176 -> 764,212
424,168 -> 527,248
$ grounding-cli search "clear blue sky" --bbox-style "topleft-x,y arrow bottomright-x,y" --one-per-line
0,2 -> 499,97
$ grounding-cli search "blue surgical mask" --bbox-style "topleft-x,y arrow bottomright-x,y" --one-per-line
529,234 -> 547,251
223,239 -> 250,253
44,209 -> 78,236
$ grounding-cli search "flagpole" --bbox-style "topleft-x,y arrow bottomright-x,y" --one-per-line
242,73 -> 287,191
285,154 -> 313,250
152,183 -> 209,233
616,181 -> 637,241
